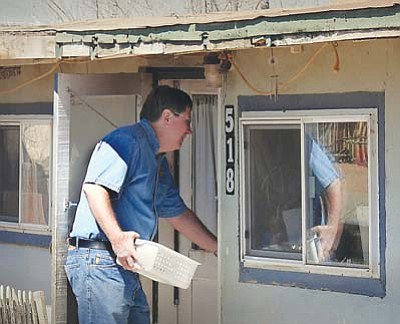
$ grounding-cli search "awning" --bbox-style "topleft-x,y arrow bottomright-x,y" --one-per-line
0,0 -> 399,62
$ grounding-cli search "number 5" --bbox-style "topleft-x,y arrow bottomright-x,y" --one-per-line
225,107 -> 234,133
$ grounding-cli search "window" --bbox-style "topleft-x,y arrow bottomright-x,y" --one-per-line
0,118 -> 52,231
240,110 -> 379,278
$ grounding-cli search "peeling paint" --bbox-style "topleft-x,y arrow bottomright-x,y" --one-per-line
53,5 -> 400,59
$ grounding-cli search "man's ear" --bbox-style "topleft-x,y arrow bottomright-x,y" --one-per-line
161,109 -> 173,125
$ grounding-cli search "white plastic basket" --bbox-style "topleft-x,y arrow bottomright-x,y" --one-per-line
134,239 -> 201,289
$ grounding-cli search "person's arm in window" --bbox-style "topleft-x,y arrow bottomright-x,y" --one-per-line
313,179 -> 343,261
309,139 -> 343,261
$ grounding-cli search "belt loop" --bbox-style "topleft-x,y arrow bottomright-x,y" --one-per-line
76,237 -> 79,248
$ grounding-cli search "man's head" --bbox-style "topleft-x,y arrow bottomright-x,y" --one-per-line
140,85 -> 193,121
141,86 -> 193,153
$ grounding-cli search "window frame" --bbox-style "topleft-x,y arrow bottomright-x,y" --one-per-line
0,115 -> 52,234
239,108 -> 379,279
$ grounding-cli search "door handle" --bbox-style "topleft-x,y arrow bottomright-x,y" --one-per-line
63,198 -> 78,212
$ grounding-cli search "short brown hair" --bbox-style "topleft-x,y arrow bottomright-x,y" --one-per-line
140,86 -> 192,121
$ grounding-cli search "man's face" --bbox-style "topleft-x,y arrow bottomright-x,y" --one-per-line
165,107 -> 192,151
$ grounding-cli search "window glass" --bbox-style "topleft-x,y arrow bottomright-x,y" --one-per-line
21,123 -> 51,226
0,121 -> 51,228
0,125 -> 20,223
305,122 -> 369,268
243,119 -> 371,270
245,125 -> 302,259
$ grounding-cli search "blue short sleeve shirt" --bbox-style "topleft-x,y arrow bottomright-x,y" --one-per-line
309,139 -> 339,190
308,138 -> 340,225
70,119 -> 188,241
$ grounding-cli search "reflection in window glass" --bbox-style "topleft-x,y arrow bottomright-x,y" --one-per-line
306,122 -> 369,268
243,119 -> 370,269
245,125 -> 302,259
21,123 -> 51,226
0,121 -> 51,227
0,126 -> 20,223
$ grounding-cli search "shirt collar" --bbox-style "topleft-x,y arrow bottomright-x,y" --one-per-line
139,118 -> 160,154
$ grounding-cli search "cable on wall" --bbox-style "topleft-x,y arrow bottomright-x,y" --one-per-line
0,63 -> 60,95
224,42 -> 340,96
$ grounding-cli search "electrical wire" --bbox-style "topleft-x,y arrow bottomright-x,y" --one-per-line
279,43 -> 329,90
0,57 -> 92,95
0,62 -> 60,95
332,42 -> 340,72
67,88 -> 119,129
228,42 -> 339,96
0,42 -> 340,97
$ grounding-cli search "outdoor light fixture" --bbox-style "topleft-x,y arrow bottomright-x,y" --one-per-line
203,52 -> 231,87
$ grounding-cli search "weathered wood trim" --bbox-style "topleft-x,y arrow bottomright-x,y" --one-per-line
0,35 -> 55,60
52,74 -> 70,324
1,4 -> 400,61
54,5 -> 400,44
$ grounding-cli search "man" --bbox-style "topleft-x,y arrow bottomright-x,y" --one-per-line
65,86 -> 217,324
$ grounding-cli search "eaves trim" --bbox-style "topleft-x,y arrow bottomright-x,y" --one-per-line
54,4 -> 400,59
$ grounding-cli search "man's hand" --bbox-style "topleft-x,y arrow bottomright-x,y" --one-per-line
110,231 -> 143,271
311,224 -> 343,262
166,210 -> 217,254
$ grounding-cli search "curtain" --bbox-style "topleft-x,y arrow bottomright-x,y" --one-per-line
21,123 -> 51,225
193,95 -> 218,236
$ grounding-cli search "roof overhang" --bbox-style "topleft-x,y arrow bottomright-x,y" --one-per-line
0,1 -> 399,64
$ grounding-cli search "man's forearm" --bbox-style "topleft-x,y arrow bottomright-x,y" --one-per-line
323,178 -> 343,252
325,179 -> 342,227
166,209 -> 217,253
82,183 -> 140,270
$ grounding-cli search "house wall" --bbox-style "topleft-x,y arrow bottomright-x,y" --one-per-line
1,35 -> 398,323
0,99 -> 53,304
0,244 -> 51,303
0,57 -> 147,103
0,53 -> 203,319
0,62 -> 140,312
219,38 -> 400,324
0,54 -> 203,103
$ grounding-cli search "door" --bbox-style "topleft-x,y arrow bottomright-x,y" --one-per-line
53,73 -> 144,324
157,79 -> 220,324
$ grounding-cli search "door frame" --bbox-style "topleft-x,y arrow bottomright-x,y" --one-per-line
52,73 -> 144,324
157,79 -> 222,324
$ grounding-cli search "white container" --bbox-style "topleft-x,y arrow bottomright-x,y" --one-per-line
134,239 -> 201,289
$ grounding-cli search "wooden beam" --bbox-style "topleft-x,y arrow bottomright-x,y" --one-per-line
54,5 -> 400,45
0,35 -> 55,60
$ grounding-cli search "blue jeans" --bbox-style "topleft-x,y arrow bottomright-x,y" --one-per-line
65,247 -> 150,324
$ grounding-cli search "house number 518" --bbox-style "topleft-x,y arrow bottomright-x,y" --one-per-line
225,105 -> 235,195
